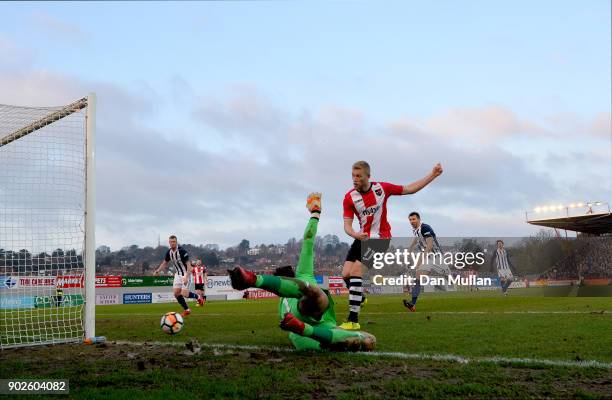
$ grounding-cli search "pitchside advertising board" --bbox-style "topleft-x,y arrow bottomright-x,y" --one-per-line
206,275 -> 245,300
152,292 -> 176,304
0,296 -> 35,309
123,293 -> 152,304
328,276 -> 349,296
6,274 -> 605,307
1,276 -> 76,290
95,276 -> 122,288
96,294 -> 120,305
56,275 -> 84,288
150,292 -> 198,303
34,294 -> 84,308
328,276 -> 344,288
122,276 -> 173,287
1,275 -> 122,289
0,276 -> 19,289
12,276 -> 57,288
0,295 -> 84,309
245,289 -> 277,299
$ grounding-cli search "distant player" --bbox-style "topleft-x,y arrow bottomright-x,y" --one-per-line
192,260 -> 207,306
490,240 -> 517,295
403,212 -> 448,312
468,268 -> 479,292
341,161 -> 443,329
54,284 -> 64,308
228,193 -> 376,352
153,235 -> 201,316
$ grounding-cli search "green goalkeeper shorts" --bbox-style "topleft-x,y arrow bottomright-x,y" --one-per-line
279,290 -> 337,328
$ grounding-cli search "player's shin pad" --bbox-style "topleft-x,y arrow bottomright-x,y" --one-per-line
255,275 -> 306,298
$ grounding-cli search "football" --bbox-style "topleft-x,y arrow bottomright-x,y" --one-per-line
160,312 -> 184,335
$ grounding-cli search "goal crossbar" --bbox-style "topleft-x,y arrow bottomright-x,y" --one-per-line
0,98 -> 88,148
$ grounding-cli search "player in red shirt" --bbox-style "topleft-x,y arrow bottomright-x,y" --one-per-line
192,260 -> 207,306
340,160 -> 443,330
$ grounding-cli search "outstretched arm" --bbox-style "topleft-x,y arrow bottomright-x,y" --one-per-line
296,193 -> 322,281
153,260 -> 168,275
401,163 -> 443,195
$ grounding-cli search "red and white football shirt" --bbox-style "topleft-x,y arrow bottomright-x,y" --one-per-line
192,265 -> 207,284
343,181 -> 403,239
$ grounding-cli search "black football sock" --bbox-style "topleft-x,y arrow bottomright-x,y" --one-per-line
347,276 -> 363,323
176,295 -> 189,310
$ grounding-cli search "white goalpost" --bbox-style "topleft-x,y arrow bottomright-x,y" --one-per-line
0,94 -> 96,349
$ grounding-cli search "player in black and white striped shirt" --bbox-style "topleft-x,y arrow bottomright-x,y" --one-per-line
403,212 -> 449,311
490,240 -> 517,295
154,235 -> 201,316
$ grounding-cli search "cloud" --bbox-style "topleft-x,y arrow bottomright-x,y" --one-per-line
389,106 -> 610,142
0,70 -> 84,107
540,111 -> 611,140
31,13 -> 89,43
422,105 -> 548,140
590,112 -> 612,138
0,63 -> 609,249
192,85 -> 290,144
189,90 -> 569,233
0,35 -> 34,71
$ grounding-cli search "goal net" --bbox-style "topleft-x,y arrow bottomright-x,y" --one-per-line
0,95 -> 96,349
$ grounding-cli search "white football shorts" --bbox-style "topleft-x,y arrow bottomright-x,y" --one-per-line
173,273 -> 191,289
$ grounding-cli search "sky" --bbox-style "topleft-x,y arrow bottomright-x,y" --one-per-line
0,1 -> 610,250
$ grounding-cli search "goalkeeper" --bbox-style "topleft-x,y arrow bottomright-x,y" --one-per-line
229,193 -> 376,352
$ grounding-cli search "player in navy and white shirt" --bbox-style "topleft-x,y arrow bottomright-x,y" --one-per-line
340,160 -> 443,329
490,240 -> 517,295
403,212 -> 447,311
154,235 -> 202,316
411,219 -> 442,254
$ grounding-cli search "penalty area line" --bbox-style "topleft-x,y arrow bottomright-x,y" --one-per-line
113,340 -> 612,369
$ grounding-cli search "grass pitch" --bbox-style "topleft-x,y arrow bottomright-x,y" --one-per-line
1,291 -> 611,399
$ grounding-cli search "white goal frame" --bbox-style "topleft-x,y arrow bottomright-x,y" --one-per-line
85,93 -> 96,340
0,93 -> 96,348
